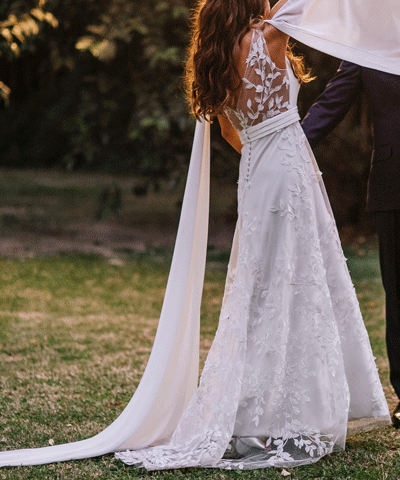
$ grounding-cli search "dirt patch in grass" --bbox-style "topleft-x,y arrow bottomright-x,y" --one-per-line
0,168 -> 237,259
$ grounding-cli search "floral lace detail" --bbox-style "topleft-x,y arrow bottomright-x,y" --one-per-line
115,48 -> 389,472
225,29 -> 290,132
116,120 -> 389,471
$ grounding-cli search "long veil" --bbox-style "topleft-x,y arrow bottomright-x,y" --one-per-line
267,0 -> 400,75
1,0 -> 400,468
0,120 -> 210,466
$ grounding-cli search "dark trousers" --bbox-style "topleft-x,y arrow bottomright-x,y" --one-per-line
374,210 -> 400,399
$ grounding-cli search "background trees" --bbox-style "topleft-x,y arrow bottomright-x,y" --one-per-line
0,0 -> 373,234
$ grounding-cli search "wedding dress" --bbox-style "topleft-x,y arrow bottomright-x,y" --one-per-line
114,28 -> 390,469
1,0 -> 399,471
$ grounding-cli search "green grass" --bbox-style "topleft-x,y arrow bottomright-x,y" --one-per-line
0,249 -> 399,479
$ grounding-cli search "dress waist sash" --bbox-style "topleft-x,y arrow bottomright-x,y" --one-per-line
238,107 -> 300,144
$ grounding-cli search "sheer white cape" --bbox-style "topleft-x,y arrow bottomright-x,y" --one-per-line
268,0 -> 400,75
0,0 -> 399,468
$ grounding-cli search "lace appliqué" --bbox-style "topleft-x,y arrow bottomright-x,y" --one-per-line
225,29 -> 290,132
115,31 -> 389,473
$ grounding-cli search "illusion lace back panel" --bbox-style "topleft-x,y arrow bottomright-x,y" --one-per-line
115,29 -> 390,469
225,29 -> 290,131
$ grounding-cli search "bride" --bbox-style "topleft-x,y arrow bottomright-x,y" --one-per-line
0,0 -> 397,471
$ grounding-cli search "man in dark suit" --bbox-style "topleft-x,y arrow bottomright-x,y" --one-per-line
301,61 -> 400,428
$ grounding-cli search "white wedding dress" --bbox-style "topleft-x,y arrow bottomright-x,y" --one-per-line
113,28 -> 390,470
1,0 -> 398,471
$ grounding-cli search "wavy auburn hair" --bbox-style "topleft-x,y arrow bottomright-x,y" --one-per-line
185,0 -> 313,120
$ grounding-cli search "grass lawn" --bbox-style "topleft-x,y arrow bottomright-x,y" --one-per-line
0,247 -> 399,479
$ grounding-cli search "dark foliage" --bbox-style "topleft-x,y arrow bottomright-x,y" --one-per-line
0,0 -> 374,232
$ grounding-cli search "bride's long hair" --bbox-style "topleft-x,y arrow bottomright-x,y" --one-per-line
185,0 -> 313,120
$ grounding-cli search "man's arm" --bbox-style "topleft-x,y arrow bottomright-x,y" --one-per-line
301,61 -> 363,148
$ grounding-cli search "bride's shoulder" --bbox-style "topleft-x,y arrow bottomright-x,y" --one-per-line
238,22 -> 264,54
262,20 -> 289,43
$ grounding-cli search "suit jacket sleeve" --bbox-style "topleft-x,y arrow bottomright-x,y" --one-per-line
301,61 -> 363,148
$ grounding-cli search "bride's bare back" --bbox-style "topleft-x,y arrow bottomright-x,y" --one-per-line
219,20 -> 290,151
225,24 -> 291,132
235,22 -> 288,78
